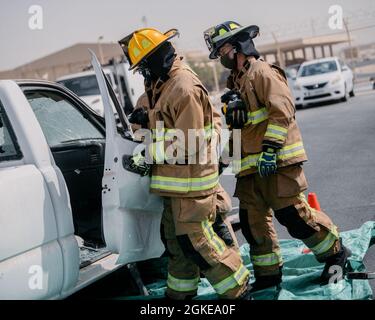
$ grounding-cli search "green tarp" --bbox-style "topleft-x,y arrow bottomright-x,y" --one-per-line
123,221 -> 375,300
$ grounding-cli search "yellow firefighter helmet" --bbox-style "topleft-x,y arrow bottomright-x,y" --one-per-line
119,28 -> 179,70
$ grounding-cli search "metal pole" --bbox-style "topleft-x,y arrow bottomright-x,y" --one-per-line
271,32 -> 285,68
343,18 -> 354,63
209,62 -> 220,93
310,18 -> 316,36
97,36 -> 104,65
343,18 -> 357,79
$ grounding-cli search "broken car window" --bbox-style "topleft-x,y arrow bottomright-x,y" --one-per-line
25,90 -> 104,147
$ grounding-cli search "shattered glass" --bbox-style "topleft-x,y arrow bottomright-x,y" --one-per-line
26,91 -> 103,147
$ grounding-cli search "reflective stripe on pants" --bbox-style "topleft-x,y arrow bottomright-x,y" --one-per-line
212,264 -> 250,295
167,273 -> 200,292
251,250 -> 283,267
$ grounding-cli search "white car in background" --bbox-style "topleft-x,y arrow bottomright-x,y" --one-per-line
285,64 -> 303,108
293,57 -> 354,108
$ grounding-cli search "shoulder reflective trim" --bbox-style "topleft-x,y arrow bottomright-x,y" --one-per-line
245,108 -> 268,126
202,220 -> 226,255
251,250 -> 283,267
277,142 -> 305,160
212,264 -> 250,295
264,124 -> 288,141
167,273 -> 200,292
310,226 -> 339,256
236,141 -> 306,173
151,171 -> 219,192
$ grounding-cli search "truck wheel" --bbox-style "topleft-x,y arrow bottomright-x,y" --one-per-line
349,90 -> 355,97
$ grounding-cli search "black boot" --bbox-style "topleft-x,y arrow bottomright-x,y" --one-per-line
250,267 -> 283,293
320,238 -> 351,285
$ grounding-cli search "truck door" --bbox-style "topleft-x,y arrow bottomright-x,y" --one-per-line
0,81 -> 79,299
90,50 -> 164,265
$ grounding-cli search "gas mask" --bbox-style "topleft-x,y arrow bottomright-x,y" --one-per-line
220,48 -> 237,70
137,42 -> 176,85
137,61 -> 153,87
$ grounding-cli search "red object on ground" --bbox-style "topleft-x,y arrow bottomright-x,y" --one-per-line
302,248 -> 312,254
308,192 -> 321,211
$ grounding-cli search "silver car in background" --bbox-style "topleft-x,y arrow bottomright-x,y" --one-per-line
292,57 -> 354,108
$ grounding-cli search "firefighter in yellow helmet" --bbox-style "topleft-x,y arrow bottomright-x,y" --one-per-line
203,21 -> 351,292
119,28 -> 251,300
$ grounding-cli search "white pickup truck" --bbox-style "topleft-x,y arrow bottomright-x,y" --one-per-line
0,52 -> 164,299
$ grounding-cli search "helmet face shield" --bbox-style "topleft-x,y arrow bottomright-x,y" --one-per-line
203,26 -> 216,52
118,33 -> 133,64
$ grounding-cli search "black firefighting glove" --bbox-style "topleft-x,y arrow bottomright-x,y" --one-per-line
220,91 -> 247,129
128,107 -> 149,128
220,90 -> 237,104
219,160 -> 230,175
122,152 -> 151,177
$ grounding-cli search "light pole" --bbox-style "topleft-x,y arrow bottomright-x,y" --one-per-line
207,61 -> 220,94
141,16 -> 148,27
271,32 -> 285,68
97,35 -> 104,64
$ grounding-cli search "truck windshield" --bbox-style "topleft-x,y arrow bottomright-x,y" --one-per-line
299,61 -> 338,77
59,74 -> 112,96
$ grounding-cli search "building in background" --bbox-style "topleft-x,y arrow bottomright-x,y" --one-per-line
258,33 -> 349,67
2,35 -> 373,91
0,43 -> 123,81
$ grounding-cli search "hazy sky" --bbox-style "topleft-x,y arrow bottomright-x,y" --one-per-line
0,0 -> 374,71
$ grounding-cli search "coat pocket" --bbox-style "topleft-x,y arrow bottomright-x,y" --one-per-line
277,165 -> 308,198
176,193 -> 216,223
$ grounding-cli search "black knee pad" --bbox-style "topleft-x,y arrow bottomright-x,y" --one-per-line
239,208 -> 257,245
176,235 -> 211,270
212,214 -> 234,246
274,205 -> 316,239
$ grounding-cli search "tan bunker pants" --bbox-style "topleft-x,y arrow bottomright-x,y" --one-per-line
161,186 -> 249,299
235,164 -> 341,278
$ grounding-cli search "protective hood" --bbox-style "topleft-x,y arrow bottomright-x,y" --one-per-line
231,31 -> 260,59
144,41 -> 176,82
